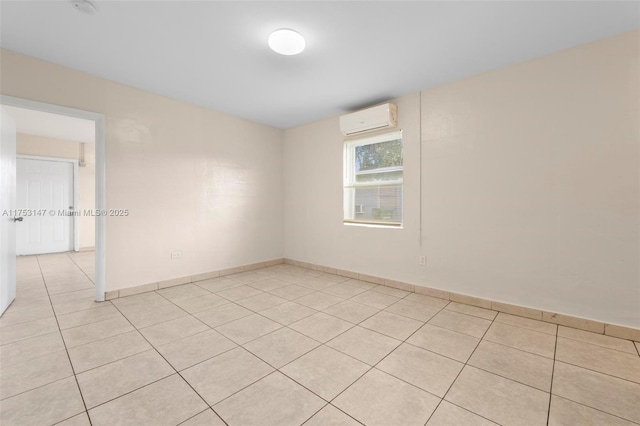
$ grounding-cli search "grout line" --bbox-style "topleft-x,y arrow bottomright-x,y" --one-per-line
547,323 -> 559,425
424,302 -> 497,425
35,254 -> 93,426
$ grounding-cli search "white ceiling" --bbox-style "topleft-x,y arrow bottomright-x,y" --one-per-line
5,106 -> 95,143
1,1 -> 638,129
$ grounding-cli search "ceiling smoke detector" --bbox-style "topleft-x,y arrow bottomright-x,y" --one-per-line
70,0 -> 96,15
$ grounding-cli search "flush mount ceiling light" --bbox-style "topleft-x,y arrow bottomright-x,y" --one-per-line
268,29 -> 305,56
70,0 -> 96,15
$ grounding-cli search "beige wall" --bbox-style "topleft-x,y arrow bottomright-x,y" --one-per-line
284,30 -> 640,328
16,133 -> 96,250
1,49 -> 284,292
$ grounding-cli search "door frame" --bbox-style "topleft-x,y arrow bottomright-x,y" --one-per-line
1,95 -> 106,302
17,155 -> 80,253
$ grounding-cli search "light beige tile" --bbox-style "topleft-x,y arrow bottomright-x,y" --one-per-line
118,282 -> 158,298
180,409 -> 226,426
156,329 -> 236,371
0,350 -> 73,400
322,282 -> 370,299
182,347 -> 273,405
216,285 -> 263,301
0,305 -> 54,328
193,303 -> 252,328
542,311 -> 605,334
57,412 -> 91,426
62,316 -> 134,348
445,302 -> 497,320
358,273 -> 385,285
247,278 -> 290,292
336,269 -> 359,279
235,292 -> 288,311
324,300 -> 379,324
556,337 -> 640,383
327,326 -> 401,365
0,316 -> 58,345
295,292 -> 344,310
171,293 -> 229,314
117,301 -> 187,329
289,312 -> 353,343
427,401 -> 499,426
349,290 -> 400,309
605,324 -> 640,341
384,279 -> 415,292
468,340 -> 554,391
360,310 -> 423,340
301,276 -> 346,291
428,310 -> 491,338
281,345 -> 369,400
635,341 -> 640,354
449,293 -> 492,309
215,314 -> 281,344
68,330 -> 152,373
0,377 -> 85,426
370,285 -> 410,298
268,284 -> 317,300
244,327 -> 319,368
492,301 -> 542,320
214,372 -> 324,426
446,366 -> 549,426
384,299 -> 439,322
88,374 -> 207,426
53,298 -> 103,315
191,270 -> 220,282
495,312 -> 557,335
548,395 -> 636,426
334,368 -> 440,426
157,283 -> 210,301
552,361 -> 640,423
414,285 -> 450,300
407,324 -> 479,363
259,301 -> 317,325
227,270 -> 271,284
77,349 -> 174,408
304,404 -> 361,426
157,276 -> 191,290
195,277 -> 243,293
378,343 -> 463,397
57,304 -> 121,330
139,315 -> 209,347
0,331 -> 65,368
558,326 -> 636,353
484,322 -> 556,358
404,292 -> 449,309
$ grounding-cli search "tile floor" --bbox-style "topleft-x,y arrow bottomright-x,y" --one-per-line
1,254 -> 640,425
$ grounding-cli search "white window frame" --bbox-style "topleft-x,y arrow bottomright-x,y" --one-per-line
343,130 -> 403,227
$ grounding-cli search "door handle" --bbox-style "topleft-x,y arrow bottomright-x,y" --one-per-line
12,217 -> 23,222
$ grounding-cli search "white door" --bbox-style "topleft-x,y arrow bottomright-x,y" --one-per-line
16,158 -> 74,255
0,108 -> 17,315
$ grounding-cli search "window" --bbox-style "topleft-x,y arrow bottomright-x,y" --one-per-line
343,130 -> 403,226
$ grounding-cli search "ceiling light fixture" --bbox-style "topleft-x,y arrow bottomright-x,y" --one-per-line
70,0 -> 96,15
268,29 -> 305,56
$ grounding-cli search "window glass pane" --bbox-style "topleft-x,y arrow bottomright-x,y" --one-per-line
355,139 -> 402,172
346,184 -> 402,223
355,170 -> 402,183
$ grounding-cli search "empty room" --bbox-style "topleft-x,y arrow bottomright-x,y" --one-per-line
0,1 -> 638,425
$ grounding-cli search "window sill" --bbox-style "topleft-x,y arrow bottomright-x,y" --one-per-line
343,220 -> 403,229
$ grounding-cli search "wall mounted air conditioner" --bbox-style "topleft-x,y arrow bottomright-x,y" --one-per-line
339,103 -> 397,136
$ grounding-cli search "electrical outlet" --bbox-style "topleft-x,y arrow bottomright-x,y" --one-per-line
171,251 -> 182,259
419,255 -> 426,266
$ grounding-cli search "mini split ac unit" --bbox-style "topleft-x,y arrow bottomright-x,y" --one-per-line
339,103 -> 397,136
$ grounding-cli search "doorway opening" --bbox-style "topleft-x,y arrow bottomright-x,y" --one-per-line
0,96 -> 105,310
